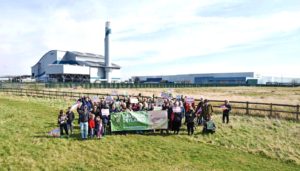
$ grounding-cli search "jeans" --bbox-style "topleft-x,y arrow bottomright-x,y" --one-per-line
80,122 -> 88,139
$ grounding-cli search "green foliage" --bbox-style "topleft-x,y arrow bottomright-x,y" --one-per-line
0,96 -> 299,170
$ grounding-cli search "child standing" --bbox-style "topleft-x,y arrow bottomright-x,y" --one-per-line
58,109 -> 69,137
95,116 -> 103,139
88,113 -> 95,138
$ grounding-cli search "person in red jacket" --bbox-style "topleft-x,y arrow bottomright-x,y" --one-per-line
89,113 -> 95,138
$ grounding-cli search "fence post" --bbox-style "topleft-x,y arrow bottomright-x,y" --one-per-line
270,103 -> 273,117
246,101 -> 249,115
297,105 -> 299,121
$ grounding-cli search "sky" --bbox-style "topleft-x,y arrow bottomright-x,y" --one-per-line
0,0 -> 300,79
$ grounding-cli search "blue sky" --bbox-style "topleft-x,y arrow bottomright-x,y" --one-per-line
0,0 -> 300,79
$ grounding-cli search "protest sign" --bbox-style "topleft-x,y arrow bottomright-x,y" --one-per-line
101,109 -> 110,116
172,107 -> 181,113
105,96 -> 114,103
156,98 -> 164,106
185,97 -> 194,105
92,96 -> 100,103
176,95 -> 182,100
220,105 -> 228,110
110,110 -> 168,131
130,97 -> 138,104
161,92 -> 172,99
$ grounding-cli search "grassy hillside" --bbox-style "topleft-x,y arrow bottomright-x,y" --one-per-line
0,96 -> 299,170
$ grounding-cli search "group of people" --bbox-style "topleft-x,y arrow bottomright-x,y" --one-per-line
57,94 -> 232,139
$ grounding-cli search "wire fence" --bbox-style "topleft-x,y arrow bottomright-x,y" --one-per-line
0,87 -> 298,121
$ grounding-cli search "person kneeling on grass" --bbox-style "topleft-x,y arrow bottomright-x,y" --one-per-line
58,109 -> 69,138
202,116 -> 216,134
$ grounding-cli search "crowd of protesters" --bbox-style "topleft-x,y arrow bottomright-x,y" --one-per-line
57,94 -> 231,139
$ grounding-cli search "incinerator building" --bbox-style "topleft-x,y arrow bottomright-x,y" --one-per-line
31,21 -> 120,83
31,50 -> 121,83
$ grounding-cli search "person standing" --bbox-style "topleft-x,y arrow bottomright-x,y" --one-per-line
195,97 -> 204,125
79,106 -> 89,140
58,110 -> 69,137
222,100 -> 231,124
202,99 -> 213,122
66,107 -> 75,135
185,106 -> 196,135
89,114 -> 95,138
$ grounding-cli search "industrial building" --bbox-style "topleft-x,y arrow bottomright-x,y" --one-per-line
31,21 -> 121,83
31,50 -> 121,83
132,72 -> 300,85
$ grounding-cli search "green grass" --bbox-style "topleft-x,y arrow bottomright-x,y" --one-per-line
0,96 -> 299,171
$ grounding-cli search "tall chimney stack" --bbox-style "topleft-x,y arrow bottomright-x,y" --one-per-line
104,21 -> 111,83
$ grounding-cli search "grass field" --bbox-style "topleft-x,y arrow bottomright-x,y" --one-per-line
0,96 -> 299,170
55,86 -> 300,104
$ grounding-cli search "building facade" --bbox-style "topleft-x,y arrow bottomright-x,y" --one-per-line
133,72 -> 300,85
31,50 -> 121,83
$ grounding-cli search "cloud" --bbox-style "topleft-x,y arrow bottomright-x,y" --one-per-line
0,0 -> 299,79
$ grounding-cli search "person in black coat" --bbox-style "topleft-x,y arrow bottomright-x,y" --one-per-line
66,107 -> 75,135
185,106 -> 196,135
222,100 -> 232,124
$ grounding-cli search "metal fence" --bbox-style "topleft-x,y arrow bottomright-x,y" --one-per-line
0,87 -> 298,121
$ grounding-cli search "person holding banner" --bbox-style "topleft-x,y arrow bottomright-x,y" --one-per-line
101,104 -> 110,136
221,100 -> 231,124
173,102 -> 182,134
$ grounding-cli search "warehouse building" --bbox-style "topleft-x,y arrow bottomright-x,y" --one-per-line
31,50 -> 121,83
132,72 -> 300,85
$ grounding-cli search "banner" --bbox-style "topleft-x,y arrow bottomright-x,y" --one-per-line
161,92 -> 172,99
110,110 -> 168,132
101,109 -> 110,116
